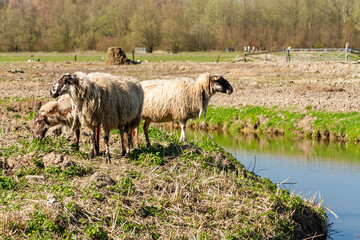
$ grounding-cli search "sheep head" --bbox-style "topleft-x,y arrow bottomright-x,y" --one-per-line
50,73 -> 78,98
210,75 -> 233,95
32,113 -> 50,139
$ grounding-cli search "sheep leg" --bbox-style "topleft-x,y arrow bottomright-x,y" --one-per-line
132,127 -> 138,148
75,129 -> 80,150
125,129 -> 132,158
143,119 -> 151,147
119,127 -> 126,156
104,130 -> 111,163
180,120 -> 188,142
94,126 -> 100,156
90,128 -> 96,159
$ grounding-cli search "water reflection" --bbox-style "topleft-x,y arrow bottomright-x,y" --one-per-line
159,126 -> 360,239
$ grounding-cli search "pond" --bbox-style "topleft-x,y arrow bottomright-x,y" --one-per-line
162,127 -> 360,239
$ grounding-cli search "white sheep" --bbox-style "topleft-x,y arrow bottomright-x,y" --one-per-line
50,72 -> 144,163
32,95 -> 82,148
140,73 -> 233,146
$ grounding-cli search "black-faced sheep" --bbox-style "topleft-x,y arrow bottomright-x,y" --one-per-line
140,73 -> 233,146
50,72 -> 144,163
32,95 -> 82,148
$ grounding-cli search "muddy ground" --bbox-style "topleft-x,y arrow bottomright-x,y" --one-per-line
1,58 -> 360,149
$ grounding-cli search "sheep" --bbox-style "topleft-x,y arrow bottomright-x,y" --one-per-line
32,95 -> 83,148
50,72 -> 144,163
140,73 -> 233,146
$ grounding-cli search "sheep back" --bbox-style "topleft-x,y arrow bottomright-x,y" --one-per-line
141,76 -> 207,123
74,72 -> 143,130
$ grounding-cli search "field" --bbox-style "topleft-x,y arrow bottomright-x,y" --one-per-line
3,51 -> 355,238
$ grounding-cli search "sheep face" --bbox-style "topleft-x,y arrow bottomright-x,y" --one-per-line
32,113 -> 50,139
50,73 -> 78,98
210,75 -> 233,95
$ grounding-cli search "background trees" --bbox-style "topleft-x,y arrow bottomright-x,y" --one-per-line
0,0 -> 359,52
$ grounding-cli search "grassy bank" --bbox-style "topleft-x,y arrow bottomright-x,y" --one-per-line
0,128 -> 327,239
187,105 -> 360,142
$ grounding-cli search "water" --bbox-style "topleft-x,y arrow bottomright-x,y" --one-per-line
164,127 -> 360,239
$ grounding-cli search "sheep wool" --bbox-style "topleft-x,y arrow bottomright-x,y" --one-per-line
32,95 -> 81,146
50,72 -> 144,162
140,73 -> 233,146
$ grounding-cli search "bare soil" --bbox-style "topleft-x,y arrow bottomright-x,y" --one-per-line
2,59 -> 360,112
1,59 -> 360,150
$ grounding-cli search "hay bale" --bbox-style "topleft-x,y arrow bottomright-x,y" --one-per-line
106,46 -> 128,65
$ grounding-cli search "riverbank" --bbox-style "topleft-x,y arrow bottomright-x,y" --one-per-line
181,105 -> 360,143
0,127 -> 328,239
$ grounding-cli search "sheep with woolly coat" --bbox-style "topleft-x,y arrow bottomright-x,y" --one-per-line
140,73 -> 233,146
32,95 -> 82,147
50,72 -> 144,162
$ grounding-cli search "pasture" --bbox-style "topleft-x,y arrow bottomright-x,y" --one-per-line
2,51 -> 352,238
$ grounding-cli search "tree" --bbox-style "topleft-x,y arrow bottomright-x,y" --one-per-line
130,0 -> 161,53
161,1 -> 186,52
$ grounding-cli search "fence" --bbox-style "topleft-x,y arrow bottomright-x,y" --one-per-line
135,47 -> 146,54
285,43 -> 360,62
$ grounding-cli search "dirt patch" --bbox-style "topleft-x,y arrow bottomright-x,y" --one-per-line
294,85 -> 345,93
42,152 -> 76,170
87,172 -> 116,188
0,152 -> 37,175
295,115 -> 316,134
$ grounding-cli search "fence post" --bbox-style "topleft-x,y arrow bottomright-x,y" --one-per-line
132,50 -> 135,62
345,42 -> 349,61
74,55 -> 77,62
286,48 -> 291,62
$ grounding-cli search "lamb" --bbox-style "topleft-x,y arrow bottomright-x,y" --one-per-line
32,95 -> 82,148
50,72 -> 144,163
140,73 -> 233,146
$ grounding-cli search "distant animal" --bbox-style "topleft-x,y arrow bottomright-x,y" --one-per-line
139,73 -> 233,146
50,72 -> 144,163
32,95 -> 82,148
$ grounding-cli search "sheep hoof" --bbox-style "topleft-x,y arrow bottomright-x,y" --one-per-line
121,150 -> 126,156
123,153 -> 129,158
89,151 -> 95,159
71,143 -> 79,150
105,157 -> 111,164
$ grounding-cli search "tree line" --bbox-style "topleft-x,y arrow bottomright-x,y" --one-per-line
1,0 -> 360,53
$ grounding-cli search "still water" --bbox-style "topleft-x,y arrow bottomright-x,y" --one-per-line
163,127 -> 360,239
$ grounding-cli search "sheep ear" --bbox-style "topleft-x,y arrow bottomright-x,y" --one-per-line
209,74 -> 221,82
66,74 -> 78,85
43,116 -> 51,125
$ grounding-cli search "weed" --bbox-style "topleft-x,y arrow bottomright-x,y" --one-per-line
0,176 -> 15,190
26,211 -> 65,238
84,224 -> 108,239
109,177 -> 134,196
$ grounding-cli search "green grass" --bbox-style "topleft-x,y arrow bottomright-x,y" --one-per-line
1,50 -> 360,63
0,52 -> 105,62
0,51 -> 243,63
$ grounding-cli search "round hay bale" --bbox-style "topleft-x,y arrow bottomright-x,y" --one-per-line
106,46 -> 128,65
